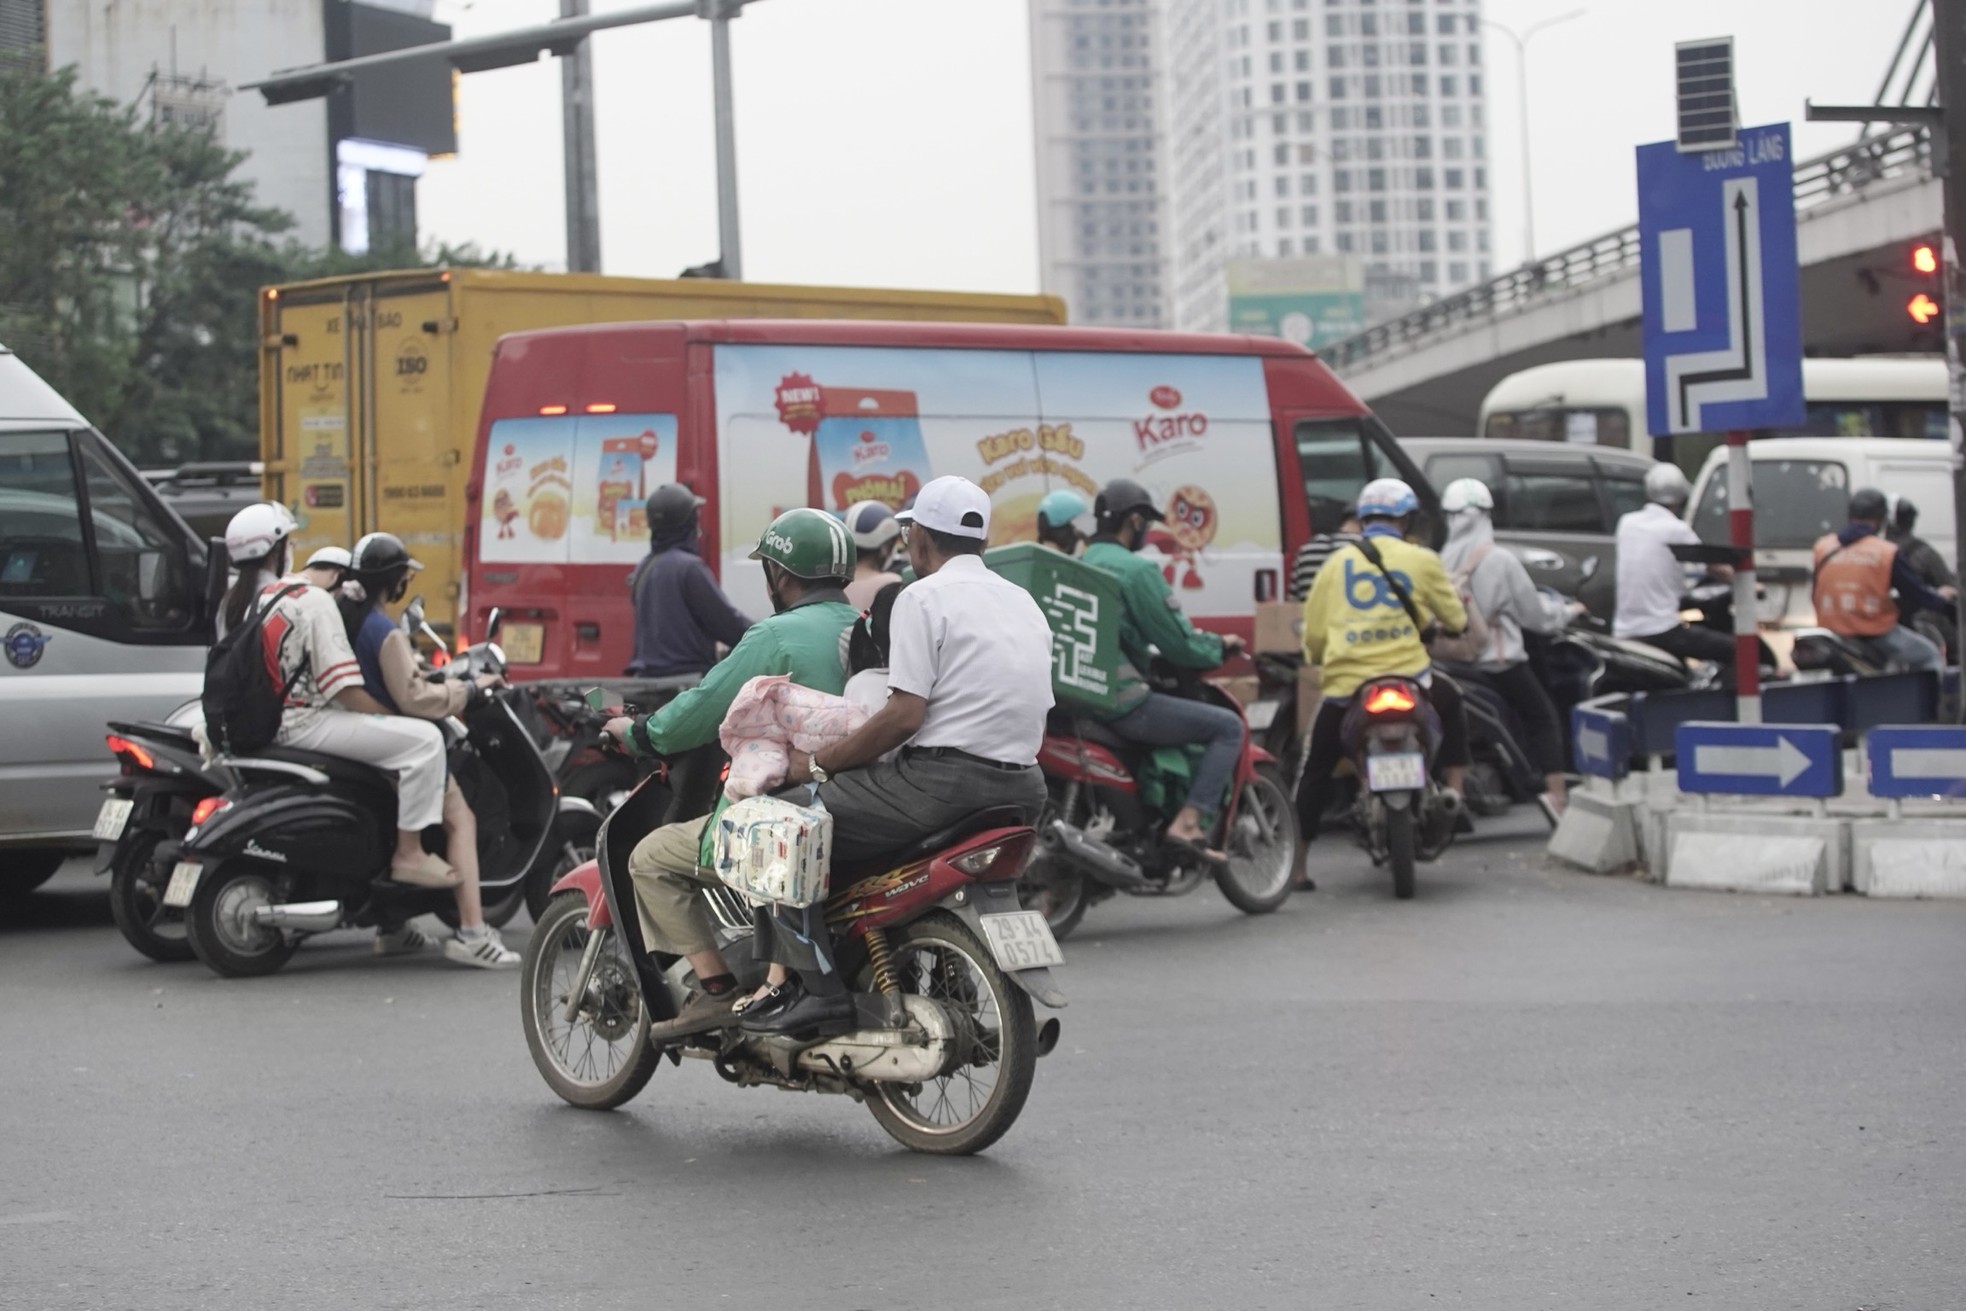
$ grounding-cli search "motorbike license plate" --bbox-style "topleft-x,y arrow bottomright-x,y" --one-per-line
93,798 -> 134,841
500,622 -> 544,666
1365,752 -> 1426,792
162,861 -> 202,908
979,911 -> 1065,971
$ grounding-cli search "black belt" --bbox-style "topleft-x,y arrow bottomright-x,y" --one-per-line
902,746 -> 1030,772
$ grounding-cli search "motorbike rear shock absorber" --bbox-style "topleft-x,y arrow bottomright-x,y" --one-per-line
864,927 -> 900,996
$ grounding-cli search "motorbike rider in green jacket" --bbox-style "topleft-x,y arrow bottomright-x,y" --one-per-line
1080,478 -> 1245,861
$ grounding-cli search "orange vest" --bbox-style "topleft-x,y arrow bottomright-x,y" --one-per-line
1813,532 -> 1900,636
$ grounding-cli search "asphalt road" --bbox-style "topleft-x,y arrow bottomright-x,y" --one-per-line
3,810 -> 1962,1310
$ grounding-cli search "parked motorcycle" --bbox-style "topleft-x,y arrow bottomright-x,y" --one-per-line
165,614 -> 565,976
1343,676 -> 1456,899
1016,678 -> 1297,940
94,701 -> 213,962
520,773 -> 1067,1156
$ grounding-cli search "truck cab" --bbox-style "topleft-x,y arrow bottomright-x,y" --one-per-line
0,347 -> 216,895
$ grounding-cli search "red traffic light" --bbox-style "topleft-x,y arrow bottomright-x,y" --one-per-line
1909,293 -> 1941,325
1913,243 -> 1940,275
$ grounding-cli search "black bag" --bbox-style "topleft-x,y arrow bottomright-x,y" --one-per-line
203,584 -> 308,756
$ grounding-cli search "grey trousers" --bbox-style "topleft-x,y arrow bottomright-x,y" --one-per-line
758,751 -> 1047,995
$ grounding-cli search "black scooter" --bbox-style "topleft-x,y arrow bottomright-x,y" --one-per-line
94,703 -> 217,962
165,615 -> 557,977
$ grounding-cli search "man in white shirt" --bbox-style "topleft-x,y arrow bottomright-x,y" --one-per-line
1612,464 -> 1734,666
744,476 -> 1055,1037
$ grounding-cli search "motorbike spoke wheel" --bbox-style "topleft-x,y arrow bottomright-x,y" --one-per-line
1017,854 -> 1089,941
1214,765 -> 1298,914
1387,807 -> 1417,900
520,892 -> 661,1110
865,912 -> 1037,1156
108,831 -> 195,963
185,863 -> 300,978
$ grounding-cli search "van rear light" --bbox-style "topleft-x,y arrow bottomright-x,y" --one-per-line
105,734 -> 155,771
584,402 -> 617,414
539,404 -> 569,416
190,797 -> 227,827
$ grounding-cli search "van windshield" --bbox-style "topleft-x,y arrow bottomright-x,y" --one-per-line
1692,459 -> 1850,550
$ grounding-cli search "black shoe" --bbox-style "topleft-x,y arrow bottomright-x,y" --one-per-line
740,981 -> 856,1037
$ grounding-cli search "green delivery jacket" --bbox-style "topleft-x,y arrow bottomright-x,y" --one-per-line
626,588 -> 856,758
1080,537 -> 1225,719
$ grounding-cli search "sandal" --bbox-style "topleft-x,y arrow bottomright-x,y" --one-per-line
389,852 -> 459,889
1166,833 -> 1229,867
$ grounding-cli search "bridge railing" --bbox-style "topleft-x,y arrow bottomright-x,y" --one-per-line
1319,126 -> 1936,375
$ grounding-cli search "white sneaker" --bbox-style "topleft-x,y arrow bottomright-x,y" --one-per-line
374,925 -> 433,956
444,926 -> 519,970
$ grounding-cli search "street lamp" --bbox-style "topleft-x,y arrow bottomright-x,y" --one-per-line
1483,9 -> 1584,265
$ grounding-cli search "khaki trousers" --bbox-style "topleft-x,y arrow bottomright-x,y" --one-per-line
627,814 -> 721,956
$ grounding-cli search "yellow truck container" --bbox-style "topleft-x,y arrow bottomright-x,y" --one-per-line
259,268 -> 1065,627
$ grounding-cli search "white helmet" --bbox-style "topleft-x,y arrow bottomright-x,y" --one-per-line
1355,477 -> 1420,521
1644,464 -> 1692,508
1440,477 -> 1494,515
304,545 -> 351,572
223,502 -> 297,565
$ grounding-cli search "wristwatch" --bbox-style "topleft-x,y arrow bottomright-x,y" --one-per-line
808,757 -> 830,786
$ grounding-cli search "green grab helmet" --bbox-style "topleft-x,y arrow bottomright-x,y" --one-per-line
749,507 -> 855,581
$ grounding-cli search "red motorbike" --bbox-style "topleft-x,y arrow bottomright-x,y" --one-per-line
1016,680 -> 1299,940
519,773 -> 1068,1156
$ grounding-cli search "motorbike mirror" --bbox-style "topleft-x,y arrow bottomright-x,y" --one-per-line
1579,555 -> 1599,582
404,595 -> 426,629
483,607 -> 503,641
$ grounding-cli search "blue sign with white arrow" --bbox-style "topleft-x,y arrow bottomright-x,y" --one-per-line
1864,725 -> 1966,799
1637,122 -> 1806,437
1571,705 -> 1632,781
1674,722 -> 1841,797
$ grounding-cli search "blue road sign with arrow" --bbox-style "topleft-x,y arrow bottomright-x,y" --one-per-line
1637,122 -> 1806,436
1674,722 -> 1841,797
1864,725 -> 1966,799
1571,706 -> 1632,781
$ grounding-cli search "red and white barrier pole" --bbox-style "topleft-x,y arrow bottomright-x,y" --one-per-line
1726,428 -> 1761,723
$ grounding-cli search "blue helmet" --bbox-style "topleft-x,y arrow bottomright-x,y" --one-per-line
1356,478 -> 1419,522
1037,489 -> 1091,532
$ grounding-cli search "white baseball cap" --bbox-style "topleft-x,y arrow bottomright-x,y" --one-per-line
895,475 -> 991,540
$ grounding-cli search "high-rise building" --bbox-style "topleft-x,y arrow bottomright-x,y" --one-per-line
1029,0 -> 1167,327
1158,0 -> 1493,336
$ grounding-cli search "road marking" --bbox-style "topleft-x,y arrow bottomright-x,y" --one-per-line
1694,735 -> 1810,787
1890,747 -> 1966,780
0,1212 -> 75,1227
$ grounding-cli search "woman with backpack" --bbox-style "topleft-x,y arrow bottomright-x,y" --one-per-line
1437,478 -> 1585,823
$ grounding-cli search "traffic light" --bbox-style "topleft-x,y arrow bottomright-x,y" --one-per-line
1908,240 -> 1942,326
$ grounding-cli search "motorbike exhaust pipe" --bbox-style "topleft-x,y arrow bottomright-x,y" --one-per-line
1043,820 -> 1152,890
250,900 -> 343,932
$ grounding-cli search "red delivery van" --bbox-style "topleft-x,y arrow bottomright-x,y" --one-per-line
462,320 -> 1433,679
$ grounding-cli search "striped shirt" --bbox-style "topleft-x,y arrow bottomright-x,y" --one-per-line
1288,532 -> 1360,602
257,578 -> 364,738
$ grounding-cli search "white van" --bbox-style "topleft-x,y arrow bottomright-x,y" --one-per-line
0,347 -> 217,895
1686,437 -> 1959,627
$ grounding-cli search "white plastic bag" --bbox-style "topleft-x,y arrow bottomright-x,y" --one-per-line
712,794 -> 833,908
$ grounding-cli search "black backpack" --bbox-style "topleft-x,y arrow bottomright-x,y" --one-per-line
203,584 -> 309,756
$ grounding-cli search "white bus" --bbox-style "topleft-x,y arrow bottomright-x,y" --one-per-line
1477,357 -> 1949,473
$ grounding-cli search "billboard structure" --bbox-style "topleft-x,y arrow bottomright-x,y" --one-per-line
1225,256 -> 1367,351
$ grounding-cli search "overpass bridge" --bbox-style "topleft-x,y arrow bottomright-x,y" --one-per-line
1322,127 -> 1942,436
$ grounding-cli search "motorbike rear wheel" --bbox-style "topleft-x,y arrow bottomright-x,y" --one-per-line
185,862 -> 301,977
1017,853 -> 1090,942
1214,765 -> 1298,915
1387,806 -> 1417,900
865,912 -> 1037,1156
521,892 -> 661,1111
108,830 -> 194,963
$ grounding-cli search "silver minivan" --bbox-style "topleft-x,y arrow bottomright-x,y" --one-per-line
0,346 -> 218,895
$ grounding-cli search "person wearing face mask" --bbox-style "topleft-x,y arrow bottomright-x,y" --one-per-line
599,509 -> 859,1033
627,483 -> 753,679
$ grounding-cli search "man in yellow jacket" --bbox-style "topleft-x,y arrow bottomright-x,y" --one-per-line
1295,478 -> 1471,844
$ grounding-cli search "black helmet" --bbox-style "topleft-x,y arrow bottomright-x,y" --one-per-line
349,532 -> 422,603
1094,477 -> 1165,528
646,483 -> 705,539
1893,495 -> 1919,534
1848,487 -> 1889,524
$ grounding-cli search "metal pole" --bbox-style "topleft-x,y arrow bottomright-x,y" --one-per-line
560,0 -> 603,274
707,0 -> 743,279
1726,428 -> 1762,723
1933,0 -> 1966,715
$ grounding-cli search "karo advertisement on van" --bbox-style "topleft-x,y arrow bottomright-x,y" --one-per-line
712,345 -> 1281,618
478,413 -> 679,566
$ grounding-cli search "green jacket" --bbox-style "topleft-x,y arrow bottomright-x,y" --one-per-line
628,588 -> 856,758
1081,537 -> 1225,717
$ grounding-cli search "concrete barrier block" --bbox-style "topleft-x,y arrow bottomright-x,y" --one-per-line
1850,819 -> 1966,898
1547,790 -> 1640,874
1662,813 -> 1844,896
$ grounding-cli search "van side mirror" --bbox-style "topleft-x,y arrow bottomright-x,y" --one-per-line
201,537 -> 228,633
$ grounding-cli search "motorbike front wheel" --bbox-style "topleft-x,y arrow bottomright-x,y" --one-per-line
1214,765 -> 1298,915
865,912 -> 1037,1157
185,862 -> 301,977
526,810 -> 603,924
1387,806 -> 1417,900
108,830 -> 194,963
520,892 -> 662,1111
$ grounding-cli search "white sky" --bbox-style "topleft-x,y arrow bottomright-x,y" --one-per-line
416,0 -> 1921,293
